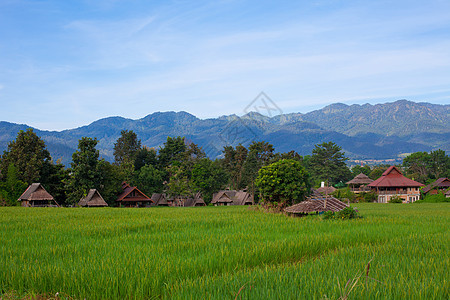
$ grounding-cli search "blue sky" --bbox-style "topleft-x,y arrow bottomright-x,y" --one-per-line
1,0 -> 449,131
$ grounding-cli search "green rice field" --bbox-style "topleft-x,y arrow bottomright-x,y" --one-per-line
0,204 -> 448,299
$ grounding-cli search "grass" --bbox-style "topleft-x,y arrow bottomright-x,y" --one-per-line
0,204 -> 448,299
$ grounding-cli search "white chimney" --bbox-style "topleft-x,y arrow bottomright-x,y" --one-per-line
321,181 -> 325,188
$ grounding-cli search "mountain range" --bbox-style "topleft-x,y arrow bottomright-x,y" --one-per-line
0,100 -> 448,166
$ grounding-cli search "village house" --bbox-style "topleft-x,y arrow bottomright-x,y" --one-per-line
116,182 -> 153,207
78,189 -> 108,207
151,192 -> 206,207
367,166 -> 424,203
422,178 -> 450,196
151,193 -> 168,206
211,190 -> 254,206
18,183 -> 59,207
346,173 -> 374,193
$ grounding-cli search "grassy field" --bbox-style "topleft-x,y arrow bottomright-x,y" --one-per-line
0,204 -> 448,299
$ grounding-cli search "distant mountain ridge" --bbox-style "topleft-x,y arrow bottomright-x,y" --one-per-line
0,100 -> 448,165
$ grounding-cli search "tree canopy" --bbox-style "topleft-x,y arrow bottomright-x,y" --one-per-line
255,159 -> 310,205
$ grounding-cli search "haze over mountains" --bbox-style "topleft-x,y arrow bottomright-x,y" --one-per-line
0,100 -> 448,166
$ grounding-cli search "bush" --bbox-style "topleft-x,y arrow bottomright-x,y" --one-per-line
332,188 -> 356,203
360,192 -> 377,203
322,207 -> 358,220
415,192 -> 449,203
388,196 -> 403,203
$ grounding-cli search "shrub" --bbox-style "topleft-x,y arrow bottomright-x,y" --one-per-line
322,207 -> 358,220
388,196 -> 403,203
360,192 -> 377,203
415,192 -> 449,203
322,211 -> 335,220
336,207 -> 358,219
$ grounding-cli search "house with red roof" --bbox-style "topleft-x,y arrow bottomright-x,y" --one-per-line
368,166 -> 424,203
116,182 -> 153,207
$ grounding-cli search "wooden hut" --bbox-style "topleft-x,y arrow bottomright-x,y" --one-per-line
18,183 -> 59,207
346,173 -> 374,193
367,166 -> 424,203
151,193 -> 168,206
445,190 -> 450,198
211,190 -> 254,206
285,194 -> 348,217
116,182 -> 153,207
422,178 -> 450,195
78,189 -> 108,207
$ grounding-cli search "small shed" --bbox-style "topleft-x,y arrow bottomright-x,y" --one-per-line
346,173 -> 374,193
445,190 -> 450,198
285,194 -> 348,217
18,183 -> 59,207
78,189 -> 108,207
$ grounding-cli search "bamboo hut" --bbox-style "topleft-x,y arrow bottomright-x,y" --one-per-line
151,193 -> 168,206
116,182 -> 153,207
78,189 -> 108,207
18,183 -> 59,207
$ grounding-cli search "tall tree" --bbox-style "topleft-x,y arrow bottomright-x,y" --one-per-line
403,152 -> 432,183
309,142 -> 352,185
255,159 -> 310,206
222,144 -> 248,189
191,158 -> 228,202
429,149 -> 450,179
133,164 -> 165,196
113,130 -> 142,166
158,136 -> 187,168
134,146 -> 157,171
165,165 -> 191,198
0,163 -> 27,206
66,137 -> 102,205
0,128 -> 51,184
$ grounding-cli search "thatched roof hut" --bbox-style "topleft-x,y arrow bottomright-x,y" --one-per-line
78,189 -> 108,207
347,173 -> 373,185
316,186 -> 336,195
346,173 -> 374,193
285,194 -> 348,216
211,190 -> 254,206
18,183 -> 59,207
151,193 -> 169,206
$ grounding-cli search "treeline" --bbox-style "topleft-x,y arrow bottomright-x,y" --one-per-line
0,128 -> 448,206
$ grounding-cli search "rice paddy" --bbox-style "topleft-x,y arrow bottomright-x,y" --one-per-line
0,204 -> 448,299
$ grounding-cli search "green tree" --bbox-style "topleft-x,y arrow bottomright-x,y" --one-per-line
0,163 -> 27,206
351,165 -> 371,177
255,159 -> 310,206
113,130 -> 142,166
134,146 -> 157,171
309,142 -> 352,186
369,165 -> 389,180
158,136 -> 187,168
0,128 -> 52,184
165,165 -> 191,198
191,159 -> 228,202
97,160 -> 123,205
133,164 -> 165,196
403,152 -> 431,183
222,144 -> 248,189
429,149 -> 450,179
66,137 -> 102,205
